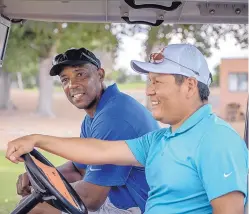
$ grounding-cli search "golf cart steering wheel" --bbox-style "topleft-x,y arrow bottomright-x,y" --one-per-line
11,149 -> 88,214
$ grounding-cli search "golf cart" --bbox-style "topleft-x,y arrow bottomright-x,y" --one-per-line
0,0 -> 248,214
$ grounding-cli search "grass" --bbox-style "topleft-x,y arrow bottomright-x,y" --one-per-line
0,151 -> 66,214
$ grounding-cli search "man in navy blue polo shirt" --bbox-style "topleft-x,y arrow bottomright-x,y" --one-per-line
15,48 -> 159,214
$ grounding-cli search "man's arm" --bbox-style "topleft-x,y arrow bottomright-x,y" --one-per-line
211,191 -> 245,214
16,161 -> 84,197
58,162 -> 111,211
6,134 -> 140,166
18,161 -> 110,212
27,181 -> 111,214
71,181 -> 110,211
57,161 -> 85,182
196,125 -> 248,214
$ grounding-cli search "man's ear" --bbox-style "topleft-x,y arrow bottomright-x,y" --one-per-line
97,68 -> 105,81
186,77 -> 198,99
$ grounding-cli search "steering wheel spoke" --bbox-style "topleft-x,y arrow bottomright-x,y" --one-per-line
11,191 -> 43,214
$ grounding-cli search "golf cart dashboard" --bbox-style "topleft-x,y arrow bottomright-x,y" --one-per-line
0,0 -> 248,25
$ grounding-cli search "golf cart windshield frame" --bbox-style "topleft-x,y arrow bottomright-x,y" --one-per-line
0,15 -> 11,67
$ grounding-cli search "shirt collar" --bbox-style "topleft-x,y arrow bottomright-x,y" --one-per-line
165,104 -> 213,137
94,83 -> 120,116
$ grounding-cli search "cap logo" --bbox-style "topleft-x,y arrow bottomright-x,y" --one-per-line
149,48 -> 165,64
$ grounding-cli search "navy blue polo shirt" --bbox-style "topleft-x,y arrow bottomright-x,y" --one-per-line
73,84 -> 159,212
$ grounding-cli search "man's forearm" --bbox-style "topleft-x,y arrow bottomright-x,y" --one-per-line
212,208 -> 244,214
211,192 -> 245,214
35,135 -> 133,166
57,161 -> 85,183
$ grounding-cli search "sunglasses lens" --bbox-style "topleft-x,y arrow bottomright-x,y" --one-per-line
52,54 -> 65,65
149,53 -> 164,64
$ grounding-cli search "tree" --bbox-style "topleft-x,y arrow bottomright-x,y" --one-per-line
2,21 -> 118,116
121,24 -> 248,59
0,68 -> 13,109
120,24 -> 248,108
0,24 -> 38,109
26,21 -> 118,117
106,68 -> 129,83
2,22 -> 248,111
212,64 -> 220,87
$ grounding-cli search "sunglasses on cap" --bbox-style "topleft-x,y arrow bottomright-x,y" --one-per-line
149,50 -> 200,76
149,50 -> 213,84
52,48 -> 101,69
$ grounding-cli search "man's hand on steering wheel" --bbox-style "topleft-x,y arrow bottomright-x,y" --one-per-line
6,134 -> 37,163
16,172 -> 31,197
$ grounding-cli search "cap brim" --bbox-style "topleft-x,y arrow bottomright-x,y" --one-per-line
49,60 -> 90,76
131,59 -> 196,77
131,60 -> 211,87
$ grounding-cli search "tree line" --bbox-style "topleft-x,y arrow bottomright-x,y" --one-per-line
0,21 -> 247,116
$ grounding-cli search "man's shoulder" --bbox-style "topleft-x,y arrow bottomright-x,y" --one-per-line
108,92 -> 145,110
94,93 -> 157,126
199,114 -> 245,149
103,90 -> 148,111
144,128 -> 169,141
205,114 -> 241,138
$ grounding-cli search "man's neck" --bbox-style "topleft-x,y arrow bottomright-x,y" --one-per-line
85,104 -> 98,118
171,102 -> 206,132
85,86 -> 106,118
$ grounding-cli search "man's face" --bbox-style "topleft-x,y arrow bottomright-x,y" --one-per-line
59,64 -> 104,109
146,73 -> 189,125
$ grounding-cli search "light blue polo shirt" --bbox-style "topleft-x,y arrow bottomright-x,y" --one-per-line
73,84 -> 160,212
126,104 -> 248,214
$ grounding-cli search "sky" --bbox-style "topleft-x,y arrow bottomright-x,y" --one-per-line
115,33 -> 248,75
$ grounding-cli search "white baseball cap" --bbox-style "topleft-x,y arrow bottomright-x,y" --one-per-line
131,44 -> 212,86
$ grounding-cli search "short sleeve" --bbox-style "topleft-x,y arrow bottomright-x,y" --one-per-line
125,131 -> 155,166
83,117 -> 138,186
196,125 -> 248,202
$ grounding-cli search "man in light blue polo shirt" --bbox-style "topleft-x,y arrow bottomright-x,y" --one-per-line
7,44 -> 248,214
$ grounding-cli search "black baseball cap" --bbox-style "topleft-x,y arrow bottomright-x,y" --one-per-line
50,47 -> 101,76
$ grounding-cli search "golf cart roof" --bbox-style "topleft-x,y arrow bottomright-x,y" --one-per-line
1,0 -> 248,25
